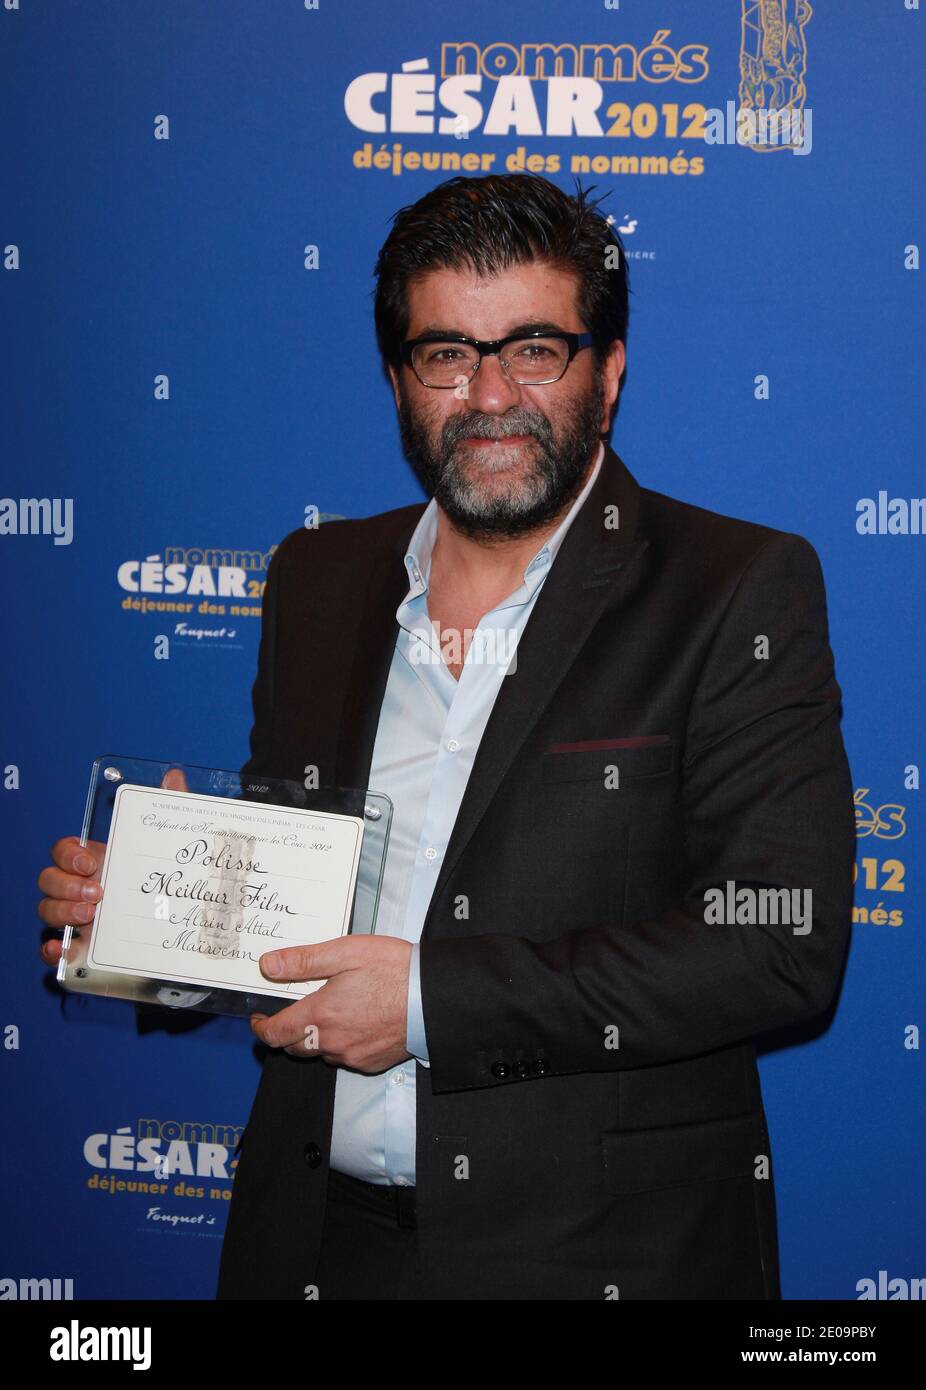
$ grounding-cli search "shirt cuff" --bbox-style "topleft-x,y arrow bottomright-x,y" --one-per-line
405,942 -> 430,1067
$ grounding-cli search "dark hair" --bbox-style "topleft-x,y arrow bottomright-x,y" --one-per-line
373,173 -> 629,378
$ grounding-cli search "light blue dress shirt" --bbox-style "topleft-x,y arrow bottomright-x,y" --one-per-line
328,442 -> 604,1185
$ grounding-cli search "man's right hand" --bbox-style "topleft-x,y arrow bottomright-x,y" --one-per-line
38,767 -> 190,968
37,837 -> 107,967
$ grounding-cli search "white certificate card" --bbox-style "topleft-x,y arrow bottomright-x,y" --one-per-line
87,784 -> 365,998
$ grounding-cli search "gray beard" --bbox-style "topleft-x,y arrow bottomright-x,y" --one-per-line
397,385 -> 605,541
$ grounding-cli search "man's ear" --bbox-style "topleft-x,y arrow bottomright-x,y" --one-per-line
600,339 -> 626,435
387,363 -> 402,412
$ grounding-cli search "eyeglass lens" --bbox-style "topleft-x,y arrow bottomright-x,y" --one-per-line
411,337 -> 569,384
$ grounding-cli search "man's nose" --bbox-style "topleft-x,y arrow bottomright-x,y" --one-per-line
464,352 -> 523,412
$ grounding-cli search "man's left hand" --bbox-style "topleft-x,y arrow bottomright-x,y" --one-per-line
250,935 -> 413,1073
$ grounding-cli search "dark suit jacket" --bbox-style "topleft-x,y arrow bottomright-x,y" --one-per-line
216,443 -> 854,1300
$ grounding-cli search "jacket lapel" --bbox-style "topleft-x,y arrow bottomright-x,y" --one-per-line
334,519 -> 420,790
424,444 -> 648,925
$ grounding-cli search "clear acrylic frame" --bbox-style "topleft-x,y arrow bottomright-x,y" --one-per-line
56,755 -> 392,1019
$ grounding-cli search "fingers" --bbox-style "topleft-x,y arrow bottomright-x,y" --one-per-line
40,936 -> 64,966
251,998 -> 326,1053
38,836 -> 106,952
37,864 -> 102,906
51,836 -> 106,876
37,890 -> 98,929
38,775 -> 184,978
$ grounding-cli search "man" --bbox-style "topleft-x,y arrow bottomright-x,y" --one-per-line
39,174 -> 855,1300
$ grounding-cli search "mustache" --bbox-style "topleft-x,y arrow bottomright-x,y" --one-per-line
444,415 -> 549,442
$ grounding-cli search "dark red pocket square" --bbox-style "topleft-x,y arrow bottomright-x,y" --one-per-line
546,734 -> 671,754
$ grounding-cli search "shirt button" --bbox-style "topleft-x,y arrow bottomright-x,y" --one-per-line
412,567 -> 421,582
424,847 -> 437,861
394,1175 -> 409,1187
446,738 -> 459,753
391,1071 -> 405,1085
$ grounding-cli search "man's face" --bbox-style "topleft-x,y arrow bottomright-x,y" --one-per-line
388,262 -> 625,540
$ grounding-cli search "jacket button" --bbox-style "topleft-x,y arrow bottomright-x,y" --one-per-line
514,1059 -> 532,1078
303,1142 -> 322,1168
490,1061 -> 511,1079
533,1058 -> 549,1075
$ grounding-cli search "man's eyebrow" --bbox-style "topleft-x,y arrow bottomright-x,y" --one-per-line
411,319 -> 574,339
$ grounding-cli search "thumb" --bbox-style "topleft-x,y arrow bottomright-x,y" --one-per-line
260,937 -> 354,983
160,767 -> 190,793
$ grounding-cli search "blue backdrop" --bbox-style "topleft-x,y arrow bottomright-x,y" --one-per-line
2,0 -> 923,1300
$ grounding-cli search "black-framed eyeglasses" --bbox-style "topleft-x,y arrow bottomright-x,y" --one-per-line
401,330 -> 595,387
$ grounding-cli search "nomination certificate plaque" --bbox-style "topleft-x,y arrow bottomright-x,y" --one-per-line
58,756 -> 392,1018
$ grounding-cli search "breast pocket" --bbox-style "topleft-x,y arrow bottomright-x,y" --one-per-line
541,736 -> 674,785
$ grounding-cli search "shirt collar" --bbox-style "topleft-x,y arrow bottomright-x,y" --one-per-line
402,439 -> 605,600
